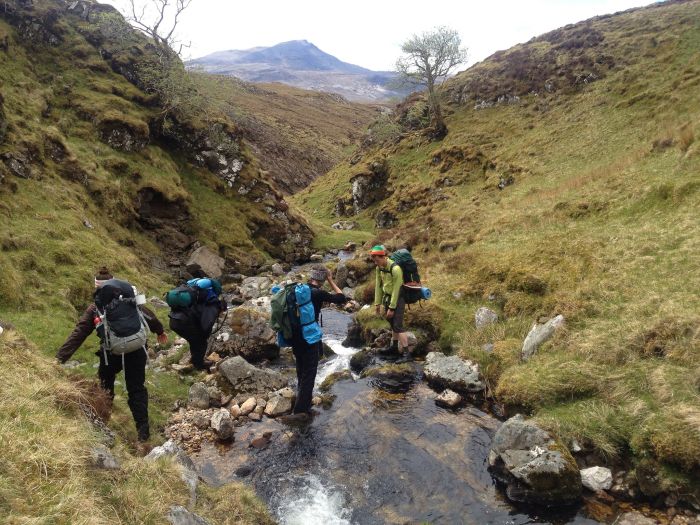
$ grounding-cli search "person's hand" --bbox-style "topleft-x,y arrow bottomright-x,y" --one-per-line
385,308 -> 395,320
375,305 -> 381,316
157,332 -> 168,345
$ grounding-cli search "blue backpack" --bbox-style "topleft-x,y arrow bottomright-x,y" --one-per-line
271,283 -> 322,347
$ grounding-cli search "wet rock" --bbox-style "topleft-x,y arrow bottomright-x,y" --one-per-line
310,254 -> 324,262
435,389 -> 463,408
475,307 -> 499,328
615,512 -> 659,525
235,465 -> 252,477
276,387 -> 295,399
187,382 -> 210,409
489,414 -> 581,506
343,318 -> 365,348
264,394 -> 293,417
167,506 -> 211,525
424,352 -> 485,393
349,348 -> 373,373
210,408 -> 234,440
240,397 -> 257,416
581,466 -> 613,492
521,314 -> 565,361
250,432 -> 273,449
343,241 -> 357,252
219,356 -> 287,395
186,246 -> 225,279
90,445 -> 119,470
320,370 -> 352,392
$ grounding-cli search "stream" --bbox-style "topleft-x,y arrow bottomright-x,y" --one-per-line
193,309 -> 607,525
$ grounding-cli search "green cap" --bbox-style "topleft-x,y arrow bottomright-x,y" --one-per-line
370,245 -> 386,255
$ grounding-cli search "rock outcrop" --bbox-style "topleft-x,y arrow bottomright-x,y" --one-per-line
211,300 -> 279,362
489,414 -> 582,506
186,246 -> 225,279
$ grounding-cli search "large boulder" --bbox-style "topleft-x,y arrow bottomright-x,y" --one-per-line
218,356 -> 287,395
423,352 -> 485,393
186,246 -> 225,279
264,394 -> 293,417
521,315 -> 565,361
212,303 -> 279,362
489,415 -> 581,506
334,262 -> 350,288
187,382 -> 210,409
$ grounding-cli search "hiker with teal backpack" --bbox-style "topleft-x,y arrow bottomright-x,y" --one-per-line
166,277 -> 225,372
270,265 -> 347,421
371,245 -> 431,357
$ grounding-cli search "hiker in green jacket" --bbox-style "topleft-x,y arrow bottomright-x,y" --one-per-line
371,245 -> 408,356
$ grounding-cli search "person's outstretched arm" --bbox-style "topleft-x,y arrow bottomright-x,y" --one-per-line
55,305 -> 96,363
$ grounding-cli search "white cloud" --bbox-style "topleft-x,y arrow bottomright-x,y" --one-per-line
103,0 -> 657,71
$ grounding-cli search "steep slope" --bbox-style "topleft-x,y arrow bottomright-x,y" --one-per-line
0,0 -> 313,345
293,0 -> 700,502
191,73 -> 380,194
188,40 -> 405,102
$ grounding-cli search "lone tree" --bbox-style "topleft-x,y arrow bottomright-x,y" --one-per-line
125,0 -> 193,55
396,26 -> 467,138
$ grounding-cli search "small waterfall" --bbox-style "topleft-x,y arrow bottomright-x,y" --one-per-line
273,474 -> 352,525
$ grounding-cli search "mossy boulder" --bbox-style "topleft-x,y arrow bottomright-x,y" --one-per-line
488,414 -> 582,506
349,348 -> 374,373
319,370 -> 352,392
97,111 -> 149,152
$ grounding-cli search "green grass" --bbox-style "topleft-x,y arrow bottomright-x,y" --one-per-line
295,0 -> 700,495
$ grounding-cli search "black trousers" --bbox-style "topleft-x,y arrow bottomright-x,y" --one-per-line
291,338 -> 321,414
98,347 -> 148,430
169,320 -> 209,369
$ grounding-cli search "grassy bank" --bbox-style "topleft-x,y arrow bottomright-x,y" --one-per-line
0,329 -> 272,524
290,0 -> 700,502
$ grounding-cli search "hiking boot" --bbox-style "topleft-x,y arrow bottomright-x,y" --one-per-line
137,423 -> 150,442
377,341 -> 399,356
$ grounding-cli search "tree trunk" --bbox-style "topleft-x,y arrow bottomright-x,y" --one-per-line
427,83 -> 447,139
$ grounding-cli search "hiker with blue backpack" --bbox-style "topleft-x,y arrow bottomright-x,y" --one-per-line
270,265 -> 348,422
56,267 -> 168,442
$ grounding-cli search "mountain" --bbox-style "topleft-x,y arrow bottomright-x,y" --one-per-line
187,40 -> 405,102
292,0 -> 700,505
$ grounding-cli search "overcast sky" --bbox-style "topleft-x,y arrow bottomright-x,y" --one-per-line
105,0 -> 657,71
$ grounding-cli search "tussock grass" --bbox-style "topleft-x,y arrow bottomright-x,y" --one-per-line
0,329 -> 271,524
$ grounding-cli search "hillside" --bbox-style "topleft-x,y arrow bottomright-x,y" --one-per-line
191,73 -> 380,194
0,0 -> 319,342
292,0 -> 700,505
188,40 -> 406,102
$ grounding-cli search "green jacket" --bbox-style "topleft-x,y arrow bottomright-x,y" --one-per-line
374,258 -> 403,309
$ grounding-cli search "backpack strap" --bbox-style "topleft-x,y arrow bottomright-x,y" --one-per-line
379,262 -> 398,274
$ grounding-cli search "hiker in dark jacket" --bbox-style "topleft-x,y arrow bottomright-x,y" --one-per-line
287,264 -> 347,421
56,267 -> 167,442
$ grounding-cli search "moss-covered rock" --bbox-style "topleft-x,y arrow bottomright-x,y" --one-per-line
319,370 -> 352,392
349,348 -> 373,373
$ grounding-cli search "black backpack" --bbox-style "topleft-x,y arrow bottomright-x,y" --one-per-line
93,279 -> 149,355
388,249 -> 423,305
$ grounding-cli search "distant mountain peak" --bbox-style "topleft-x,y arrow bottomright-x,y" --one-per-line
187,41 -> 406,102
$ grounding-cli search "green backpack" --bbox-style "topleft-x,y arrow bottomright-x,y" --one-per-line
270,283 -> 297,341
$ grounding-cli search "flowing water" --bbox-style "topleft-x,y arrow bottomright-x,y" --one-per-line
194,309 -> 607,525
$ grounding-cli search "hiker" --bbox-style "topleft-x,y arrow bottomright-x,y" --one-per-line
56,267 -> 167,442
371,245 -> 409,356
167,277 -> 225,372
287,265 -> 348,421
